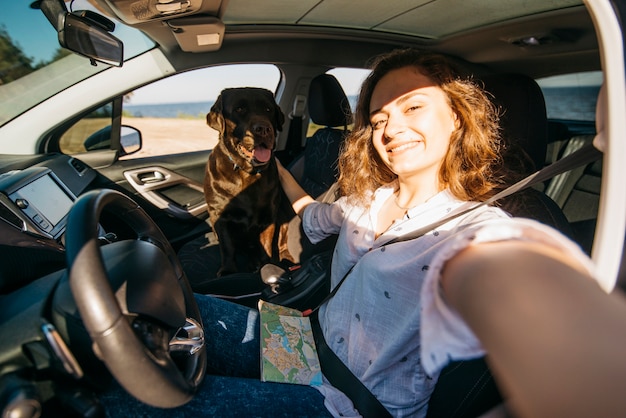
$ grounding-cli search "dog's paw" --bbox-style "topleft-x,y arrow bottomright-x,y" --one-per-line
216,266 -> 238,277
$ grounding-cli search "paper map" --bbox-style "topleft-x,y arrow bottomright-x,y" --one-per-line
259,300 -> 323,386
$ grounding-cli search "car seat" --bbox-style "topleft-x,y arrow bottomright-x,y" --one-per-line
288,73 -> 352,198
481,73 -> 574,238
426,73 -> 574,417
284,74 -> 352,262
544,134 -> 600,254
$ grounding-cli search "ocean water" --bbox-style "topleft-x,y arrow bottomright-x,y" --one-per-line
125,88 -> 599,122
124,96 -> 360,119
542,86 -> 600,122
125,101 -> 215,118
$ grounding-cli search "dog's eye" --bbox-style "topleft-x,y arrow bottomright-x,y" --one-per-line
265,107 -> 271,113
235,107 -> 246,114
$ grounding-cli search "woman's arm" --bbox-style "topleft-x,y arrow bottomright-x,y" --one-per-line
441,240 -> 626,418
276,157 -> 315,217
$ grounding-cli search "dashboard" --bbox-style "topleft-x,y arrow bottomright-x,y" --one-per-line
0,154 -> 98,291
0,155 -> 96,242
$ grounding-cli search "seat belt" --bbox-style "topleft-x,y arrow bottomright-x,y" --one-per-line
285,94 -> 307,161
307,143 -> 602,417
311,313 -> 393,418
385,143 -> 602,246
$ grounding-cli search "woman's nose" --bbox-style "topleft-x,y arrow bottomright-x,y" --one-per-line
383,114 -> 404,141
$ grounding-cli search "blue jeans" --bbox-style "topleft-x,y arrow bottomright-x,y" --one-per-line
99,294 -> 332,417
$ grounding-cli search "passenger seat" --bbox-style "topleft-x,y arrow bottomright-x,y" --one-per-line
284,73 -> 352,261
288,73 -> 352,198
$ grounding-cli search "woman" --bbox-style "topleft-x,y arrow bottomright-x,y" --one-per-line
101,49 -> 616,417
276,48 -> 594,417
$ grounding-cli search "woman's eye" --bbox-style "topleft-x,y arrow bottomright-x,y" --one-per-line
371,119 -> 386,129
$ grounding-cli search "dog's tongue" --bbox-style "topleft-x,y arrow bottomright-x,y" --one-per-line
254,146 -> 272,163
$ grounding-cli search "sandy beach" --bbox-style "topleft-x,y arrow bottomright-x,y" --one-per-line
122,117 -> 219,158
63,116 -> 319,159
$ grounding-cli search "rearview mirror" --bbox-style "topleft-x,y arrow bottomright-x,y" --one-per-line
35,0 -> 124,67
59,12 -> 124,67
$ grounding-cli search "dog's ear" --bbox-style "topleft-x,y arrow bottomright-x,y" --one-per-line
207,93 -> 225,134
274,102 -> 285,132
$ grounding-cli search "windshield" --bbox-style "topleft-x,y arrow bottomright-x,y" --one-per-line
0,0 -> 154,127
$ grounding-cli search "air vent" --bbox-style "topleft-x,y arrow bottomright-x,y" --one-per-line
0,201 -> 24,230
68,158 -> 87,176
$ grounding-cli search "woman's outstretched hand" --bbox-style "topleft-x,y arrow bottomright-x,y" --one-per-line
275,157 -> 315,217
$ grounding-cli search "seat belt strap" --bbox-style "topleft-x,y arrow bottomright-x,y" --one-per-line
384,143 -> 602,246
308,143 -> 601,417
311,312 -> 393,418
286,94 -> 307,157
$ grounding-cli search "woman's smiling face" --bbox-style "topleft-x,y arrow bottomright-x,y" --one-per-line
369,66 -> 457,182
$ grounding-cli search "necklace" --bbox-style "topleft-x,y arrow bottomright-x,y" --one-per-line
393,195 -> 414,211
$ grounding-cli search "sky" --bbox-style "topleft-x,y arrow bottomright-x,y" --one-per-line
126,66 -> 370,105
3,1 -> 60,63
2,1 -> 369,105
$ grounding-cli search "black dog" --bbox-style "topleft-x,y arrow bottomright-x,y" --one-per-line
204,87 -> 293,276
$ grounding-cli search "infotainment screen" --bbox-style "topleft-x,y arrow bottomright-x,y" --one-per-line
17,174 -> 74,228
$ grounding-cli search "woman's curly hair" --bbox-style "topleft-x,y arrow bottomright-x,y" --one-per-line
337,48 -> 504,205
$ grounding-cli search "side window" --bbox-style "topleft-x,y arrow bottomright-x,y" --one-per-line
327,67 -> 370,113
121,64 -> 280,159
537,71 -> 603,123
59,103 -> 114,154
58,64 -> 280,158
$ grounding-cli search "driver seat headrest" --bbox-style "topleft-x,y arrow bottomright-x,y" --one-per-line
308,74 -> 352,128
481,73 -> 548,172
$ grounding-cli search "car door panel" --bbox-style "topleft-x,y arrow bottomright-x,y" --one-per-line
89,150 -> 211,248
123,166 -> 206,219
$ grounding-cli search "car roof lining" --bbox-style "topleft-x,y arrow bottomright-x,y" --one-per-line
98,0 -> 596,78
219,0 -> 585,39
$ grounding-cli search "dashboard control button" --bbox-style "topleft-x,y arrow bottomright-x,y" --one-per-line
15,198 -> 29,209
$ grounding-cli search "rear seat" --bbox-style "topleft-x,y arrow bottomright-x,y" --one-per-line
544,134 -> 601,254
545,134 -> 597,208
545,120 -> 573,167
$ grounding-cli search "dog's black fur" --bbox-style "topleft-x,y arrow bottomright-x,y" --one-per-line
204,87 -> 293,276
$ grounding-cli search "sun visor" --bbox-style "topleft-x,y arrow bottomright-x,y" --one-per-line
167,16 -> 225,52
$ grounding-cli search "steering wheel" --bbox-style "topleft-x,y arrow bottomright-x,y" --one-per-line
64,189 -> 206,408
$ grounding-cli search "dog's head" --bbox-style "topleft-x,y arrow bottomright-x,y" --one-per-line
207,87 -> 285,168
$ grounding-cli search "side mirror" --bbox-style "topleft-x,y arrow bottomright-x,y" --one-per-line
83,125 -> 142,156
59,12 -> 124,67
120,126 -> 142,156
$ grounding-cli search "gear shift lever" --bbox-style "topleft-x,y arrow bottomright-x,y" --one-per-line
260,263 -> 292,295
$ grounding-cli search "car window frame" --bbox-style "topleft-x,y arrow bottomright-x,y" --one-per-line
54,63 -> 282,159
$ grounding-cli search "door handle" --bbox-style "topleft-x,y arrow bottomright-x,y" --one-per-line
123,166 -> 207,219
137,170 -> 166,184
